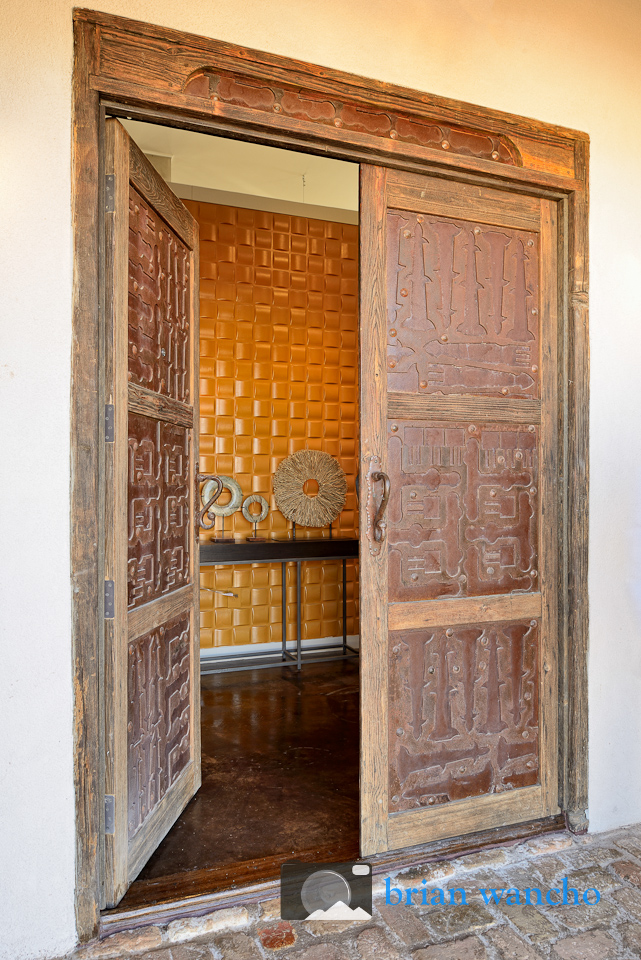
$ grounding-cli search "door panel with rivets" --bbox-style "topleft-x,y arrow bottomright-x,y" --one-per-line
359,165 -> 559,855
103,119 -> 201,905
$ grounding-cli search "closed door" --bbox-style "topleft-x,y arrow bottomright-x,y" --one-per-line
359,165 -> 559,855
102,119 -> 201,905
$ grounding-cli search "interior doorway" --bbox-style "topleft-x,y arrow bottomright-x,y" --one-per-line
103,111 -> 566,912
110,118 -> 362,909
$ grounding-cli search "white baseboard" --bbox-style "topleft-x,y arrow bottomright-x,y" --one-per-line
200,634 -> 359,661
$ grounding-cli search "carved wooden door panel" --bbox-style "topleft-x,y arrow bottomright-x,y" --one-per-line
103,119 -> 200,905
359,166 -> 559,855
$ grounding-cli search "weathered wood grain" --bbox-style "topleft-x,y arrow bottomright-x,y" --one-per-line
189,205 -> 202,803
513,134 -> 577,179
388,394 -> 541,424
128,762 -> 200,882
566,140 -> 589,832
128,383 -> 193,428
386,169 -> 541,230
129,140 -> 196,248
103,117 -> 131,909
359,165 -> 389,856
127,584 -> 195,641
539,198 -> 560,817
389,593 -> 542,631
71,15 -> 102,941
388,785 -> 544,850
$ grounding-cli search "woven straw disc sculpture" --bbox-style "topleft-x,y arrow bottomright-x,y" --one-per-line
273,449 -> 347,527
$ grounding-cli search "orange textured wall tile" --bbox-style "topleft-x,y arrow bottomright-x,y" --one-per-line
185,200 -> 360,648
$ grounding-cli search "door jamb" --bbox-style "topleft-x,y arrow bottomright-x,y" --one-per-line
72,9 -> 589,941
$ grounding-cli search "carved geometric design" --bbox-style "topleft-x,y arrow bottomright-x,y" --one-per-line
183,70 -> 520,167
129,186 -> 191,402
127,614 -> 191,838
387,212 -> 540,398
388,421 -> 538,600
128,413 -> 191,609
389,619 -> 539,811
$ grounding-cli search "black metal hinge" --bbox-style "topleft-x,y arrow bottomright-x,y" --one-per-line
104,795 -> 115,835
104,580 -> 115,619
104,404 -> 115,443
105,175 -> 115,213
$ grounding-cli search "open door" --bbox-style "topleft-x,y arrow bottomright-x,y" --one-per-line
359,165 -> 559,855
103,119 -> 200,905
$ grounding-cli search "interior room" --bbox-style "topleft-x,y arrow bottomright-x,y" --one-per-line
114,120 -> 362,909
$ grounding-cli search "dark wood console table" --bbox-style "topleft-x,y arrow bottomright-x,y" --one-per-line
199,537 -> 359,672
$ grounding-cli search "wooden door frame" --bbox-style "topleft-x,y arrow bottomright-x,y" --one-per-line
72,9 -> 589,941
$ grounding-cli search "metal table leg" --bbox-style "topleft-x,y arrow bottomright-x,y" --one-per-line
342,558 -> 347,655
296,559 -> 302,671
281,561 -> 287,660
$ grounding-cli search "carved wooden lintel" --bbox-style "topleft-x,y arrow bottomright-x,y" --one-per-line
76,9 -> 587,184
183,69 -> 520,167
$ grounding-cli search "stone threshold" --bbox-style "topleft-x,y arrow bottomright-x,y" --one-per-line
56,821 -> 641,960
98,815 -> 565,940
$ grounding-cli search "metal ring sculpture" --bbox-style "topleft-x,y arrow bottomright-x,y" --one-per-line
241,494 -> 270,524
197,474 -> 223,530
202,475 -> 243,517
273,449 -> 347,527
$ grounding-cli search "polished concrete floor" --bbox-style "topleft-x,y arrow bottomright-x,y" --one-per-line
118,659 -> 360,909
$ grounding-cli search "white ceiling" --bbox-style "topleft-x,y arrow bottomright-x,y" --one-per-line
121,119 -> 359,212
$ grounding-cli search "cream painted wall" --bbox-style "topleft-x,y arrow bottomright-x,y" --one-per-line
2,0 -> 641,956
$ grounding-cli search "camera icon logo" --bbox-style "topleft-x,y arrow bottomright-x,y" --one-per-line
280,860 -> 372,921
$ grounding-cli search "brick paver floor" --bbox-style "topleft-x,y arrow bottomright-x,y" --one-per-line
62,823 -> 641,960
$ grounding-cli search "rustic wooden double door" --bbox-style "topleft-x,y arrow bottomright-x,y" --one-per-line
104,119 -> 559,904
358,167 -> 559,855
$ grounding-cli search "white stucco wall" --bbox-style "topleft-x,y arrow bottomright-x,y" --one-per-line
2,1 -> 640,956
